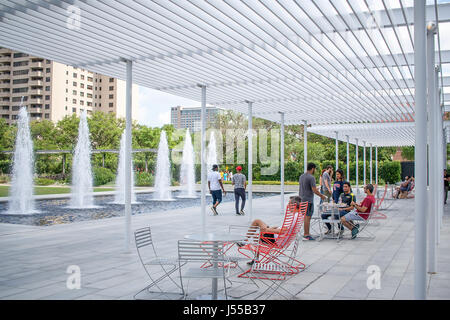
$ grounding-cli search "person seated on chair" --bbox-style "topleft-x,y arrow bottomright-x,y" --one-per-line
394,176 -> 413,198
341,184 -> 376,239
321,182 -> 355,236
240,196 -> 302,264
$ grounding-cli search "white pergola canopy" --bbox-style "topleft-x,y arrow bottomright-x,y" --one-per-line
0,0 -> 449,146
1,0 -> 448,301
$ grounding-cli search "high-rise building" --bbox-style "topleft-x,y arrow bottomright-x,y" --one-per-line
0,48 -> 138,124
171,105 -> 220,132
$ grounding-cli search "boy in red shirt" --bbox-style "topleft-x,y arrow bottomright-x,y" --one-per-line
340,184 -> 375,239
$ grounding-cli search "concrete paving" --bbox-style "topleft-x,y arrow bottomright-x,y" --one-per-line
0,192 -> 449,300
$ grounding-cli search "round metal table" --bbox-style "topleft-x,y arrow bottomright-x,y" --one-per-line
184,232 -> 246,300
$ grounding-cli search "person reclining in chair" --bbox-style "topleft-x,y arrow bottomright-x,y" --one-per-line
239,196 -> 302,265
394,176 -> 414,199
340,184 -> 376,239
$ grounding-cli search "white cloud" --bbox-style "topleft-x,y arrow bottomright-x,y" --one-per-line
136,86 -> 200,128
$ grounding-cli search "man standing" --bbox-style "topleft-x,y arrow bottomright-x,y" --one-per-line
322,165 -> 333,203
232,166 -> 246,216
299,162 -> 326,240
208,164 -> 226,215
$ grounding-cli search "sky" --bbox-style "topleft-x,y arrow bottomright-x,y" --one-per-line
135,87 -> 200,128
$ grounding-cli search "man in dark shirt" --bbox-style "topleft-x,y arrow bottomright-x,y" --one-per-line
299,162 -> 326,241
321,182 -> 355,235
444,169 -> 450,204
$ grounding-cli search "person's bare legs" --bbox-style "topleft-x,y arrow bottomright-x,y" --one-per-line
303,216 -> 311,236
250,219 -> 280,234
340,216 -> 354,230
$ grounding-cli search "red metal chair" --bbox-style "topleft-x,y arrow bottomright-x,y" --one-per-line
372,184 -> 388,220
237,201 -> 308,280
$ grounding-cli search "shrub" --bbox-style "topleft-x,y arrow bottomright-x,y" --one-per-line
135,171 -> 154,186
379,161 -> 401,184
0,160 -> 11,174
34,177 -> 55,186
0,174 -> 9,184
92,166 -> 116,186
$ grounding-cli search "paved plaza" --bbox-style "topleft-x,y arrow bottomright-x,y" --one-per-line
0,192 -> 449,300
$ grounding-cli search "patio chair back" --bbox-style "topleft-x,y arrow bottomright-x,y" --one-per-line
228,225 -> 260,247
134,227 -> 158,257
274,201 -> 308,248
374,184 -> 388,210
178,240 -> 226,263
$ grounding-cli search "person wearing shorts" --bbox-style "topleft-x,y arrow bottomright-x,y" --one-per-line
208,164 -> 226,215
341,184 -> 375,239
299,162 -> 326,241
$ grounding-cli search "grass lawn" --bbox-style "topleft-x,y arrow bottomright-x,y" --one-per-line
0,185 -> 115,197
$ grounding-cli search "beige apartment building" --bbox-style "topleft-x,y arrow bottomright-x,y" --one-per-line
0,48 -> 138,124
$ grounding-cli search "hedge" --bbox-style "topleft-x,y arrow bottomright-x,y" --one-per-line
92,166 -> 115,186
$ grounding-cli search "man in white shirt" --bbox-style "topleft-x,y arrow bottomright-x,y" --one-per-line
208,164 -> 226,215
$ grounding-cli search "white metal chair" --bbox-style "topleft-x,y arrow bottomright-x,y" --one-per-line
221,225 -> 261,298
134,227 -> 185,300
177,240 -> 231,300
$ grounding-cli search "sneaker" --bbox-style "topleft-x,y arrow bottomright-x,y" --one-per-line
324,228 -> 332,235
211,206 -> 218,215
351,227 -> 359,239
302,235 -> 315,241
247,260 -> 255,266
240,210 -> 245,215
235,212 -> 241,216
355,224 -> 360,229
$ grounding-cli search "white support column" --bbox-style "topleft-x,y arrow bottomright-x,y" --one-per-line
124,59 -> 132,252
280,112 -> 285,214
198,84 -> 207,234
304,121 -> 307,173
247,101 -> 253,222
363,141 -> 366,187
335,131 -> 339,170
437,70 -> 444,244
370,144 -> 373,184
346,135 -> 349,181
355,138 -> 359,194
375,146 -> 378,186
414,0 -> 427,300
427,23 -> 437,274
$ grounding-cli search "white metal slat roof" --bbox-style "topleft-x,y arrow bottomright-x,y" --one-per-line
0,0 -> 449,146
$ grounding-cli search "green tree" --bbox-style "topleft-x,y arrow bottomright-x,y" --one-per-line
87,112 -> 124,149
30,120 -> 57,150
401,146 -> 415,160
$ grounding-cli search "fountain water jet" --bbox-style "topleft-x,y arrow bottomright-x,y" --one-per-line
152,130 -> 174,201
207,131 -> 218,172
114,131 -> 137,204
8,99 -> 36,214
70,110 -> 95,208
178,129 -> 197,198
